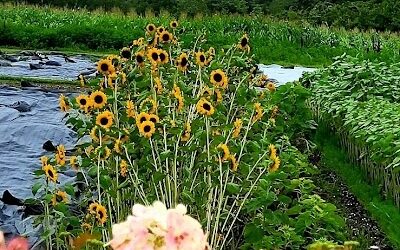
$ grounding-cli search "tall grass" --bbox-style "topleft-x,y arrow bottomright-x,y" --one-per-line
1,3 -> 400,66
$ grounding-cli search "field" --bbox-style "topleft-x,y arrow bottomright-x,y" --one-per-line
0,3 -> 400,250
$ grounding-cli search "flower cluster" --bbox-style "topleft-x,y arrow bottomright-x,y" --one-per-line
110,202 -> 209,250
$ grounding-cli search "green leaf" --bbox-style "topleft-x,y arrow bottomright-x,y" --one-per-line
32,182 -> 42,196
226,183 -> 241,194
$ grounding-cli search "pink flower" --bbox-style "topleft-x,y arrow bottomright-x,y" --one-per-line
0,233 -> 28,250
109,202 -> 209,250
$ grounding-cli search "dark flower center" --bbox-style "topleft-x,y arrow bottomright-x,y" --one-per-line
200,54 -> 206,62
159,53 -> 166,62
56,195 -> 63,202
48,170 -> 54,178
80,98 -> 87,105
94,95 -> 103,104
213,73 -> 223,82
100,117 -> 109,125
151,52 -> 159,61
158,28 -> 164,33
203,103 -> 211,111
162,33 -> 170,42
150,117 -> 157,123
121,49 -> 131,59
181,57 -> 188,67
100,63 -> 109,71
241,37 -> 248,47
144,125 -> 151,133
172,22 -> 177,27
148,25 -> 154,31
140,116 -> 147,123
136,55 -> 144,63
98,210 -> 104,219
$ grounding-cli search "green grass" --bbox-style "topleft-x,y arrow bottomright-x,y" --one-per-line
1,4 -> 400,67
315,127 -> 400,248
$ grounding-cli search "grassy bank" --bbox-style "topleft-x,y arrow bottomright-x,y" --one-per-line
315,127 -> 400,248
1,4 -> 400,67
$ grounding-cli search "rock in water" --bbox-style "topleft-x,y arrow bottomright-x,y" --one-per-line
45,60 -> 62,66
42,140 -> 56,151
29,63 -> 43,70
0,60 -> 12,67
7,101 -> 31,112
282,65 -> 295,69
3,55 -> 18,62
64,56 -> 76,63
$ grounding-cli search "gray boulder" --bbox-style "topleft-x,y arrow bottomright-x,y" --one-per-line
7,101 -> 31,112
0,60 -> 12,67
45,60 -> 62,66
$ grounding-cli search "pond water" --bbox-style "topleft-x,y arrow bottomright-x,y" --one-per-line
258,64 -> 316,85
0,54 -> 96,81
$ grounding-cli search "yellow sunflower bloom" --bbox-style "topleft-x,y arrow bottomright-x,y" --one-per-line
147,48 -> 160,64
90,126 -> 99,143
75,94 -> 91,113
88,202 -> 99,215
136,112 -> 150,128
139,121 -> 156,138
120,159 -> 128,177
170,20 -> 178,29
114,139 -> 122,154
96,204 -> 108,225
210,69 -> 228,89
158,49 -> 169,64
268,144 -> 277,159
154,77 -> 163,94
232,118 -> 242,138
215,88 -> 223,103
126,100 -> 136,118
90,90 -> 107,109
51,190 -> 68,206
267,82 -> 276,92
148,114 -> 160,124
135,51 -> 145,67
217,143 -> 231,161
96,111 -> 113,129
196,98 -> 215,116
238,33 -> 250,52
269,156 -> 280,173
43,164 -> 58,183
40,156 -> 48,167
159,30 -> 173,43
146,24 -> 156,33
195,51 -> 207,67
177,53 -> 189,72
56,145 -> 66,166
120,47 -> 132,60
181,122 -> 191,142
132,37 -> 144,46
97,59 -> 115,76
140,96 -> 157,114
59,94 -> 70,112
70,156 -> 78,170
229,155 -> 239,172
157,26 -> 165,34
253,102 -> 263,122
95,146 -> 111,160
172,84 -> 184,112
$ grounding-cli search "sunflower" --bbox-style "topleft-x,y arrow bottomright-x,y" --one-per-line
56,145 -> 66,166
90,126 -> 99,142
88,202 -> 99,215
158,49 -> 169,64
146,23 -> 156,33
210,69 -> 228,89
96,111 -> 113,129
238,33 -> 250,52
95,146 -> 111,160
195,52 -> 207,67
270,106 -> 279,119
136,112 -> 150,127
40,156 -> 48,167
139,121 -> 156,138
78,74 -> 86,87
232,118 -> 242,138
229,155 -> 239,172
170,20 -> 178,29
253,102 -> 263,122
269,156 -> 280,173
97,59 -> 115,76
217,143 -> 231,161
107,55 -> 120,66
172,84 -> 184,112
120,47 -> 132,60
154,77 -> 163,94
43,164 -> 58,183
133,37 -> 144,46
215,89 -> 223,103
157,26 -> 165,34
208,47 -> 215,56
96,204 -> 107,225
114,139 -> 122,154
59,94 -> 70,112
196,98 -> 215,116
140,96 -> 157,114
148,114 -> 160,124
120,159 -> 128,177
126,100 -> 136,118
81,223 -> 92,231
90,91 -> 107,109
70,156 -> 78,170
181,122 -> 191,142
267,82 -> 276,92
268,144 -> 277,159
159,30 -> 173,43
177,53 -> 189,72
147,48 -> 159,64
51,190 -> 68,206
135,51 -> 145,67
75,94 -> 91,112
